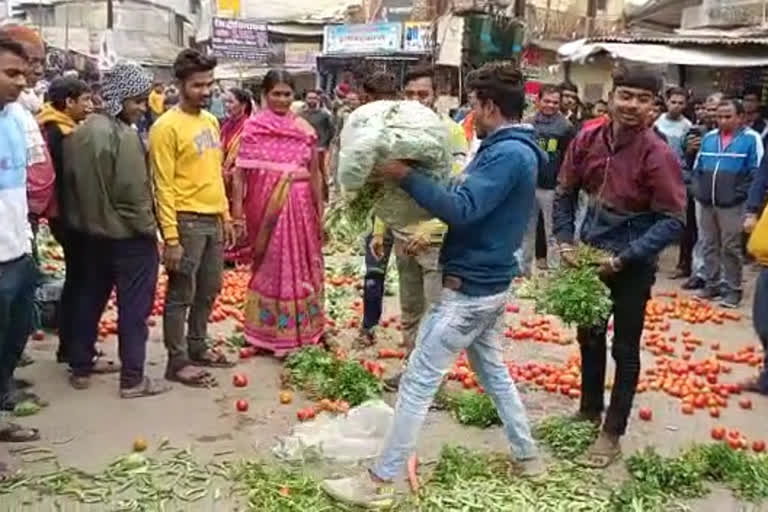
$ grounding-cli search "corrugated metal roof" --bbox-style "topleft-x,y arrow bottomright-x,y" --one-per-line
241,0 -> 359,23
588,28 -> 768,45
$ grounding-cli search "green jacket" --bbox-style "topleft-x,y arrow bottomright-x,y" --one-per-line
62,114 -> 157,239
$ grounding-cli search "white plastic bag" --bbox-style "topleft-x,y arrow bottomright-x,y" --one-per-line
272,400 -> 394,463
337,101 -> 452,229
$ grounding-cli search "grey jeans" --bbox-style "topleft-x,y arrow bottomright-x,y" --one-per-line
394,240 -> 442,351
696,201 -> 744,292
521,188 -> 559,275
163,214 -> 224,372
371,288 -> 537,480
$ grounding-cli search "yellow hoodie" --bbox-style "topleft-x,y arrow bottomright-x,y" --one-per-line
36,103 -> 76,135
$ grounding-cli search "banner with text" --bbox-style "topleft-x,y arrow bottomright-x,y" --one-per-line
403,22 -> 432,53
211,17 -> 268,62
323,23 -> 403,54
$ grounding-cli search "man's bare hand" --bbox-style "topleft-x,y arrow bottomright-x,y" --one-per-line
405,231 -> 430,256
164,244 -> 184,272
223,221 -> 237,250
559,243 -> 578,267
744,213 -> 758,233
369,234 -> 385,260
372,160 -> 410,182
597,256 -> 623,277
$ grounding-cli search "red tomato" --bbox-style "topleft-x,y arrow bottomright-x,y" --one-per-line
638,408 -> 653,421
232,374 -> 248,388
235,399 -> 249,412
753,440 -> 766,453
239,347 -> 254,359
711,427 -> 726,440
739,398 -> 753,410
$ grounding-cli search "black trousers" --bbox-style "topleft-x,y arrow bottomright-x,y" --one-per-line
49,220 -> 87,363
69,235 -> 158,388
0,255 -> 37,399
578,263 -> 656,436
362,230 -> 393,331
677,195 -> 697,274
535,211 -> 547,260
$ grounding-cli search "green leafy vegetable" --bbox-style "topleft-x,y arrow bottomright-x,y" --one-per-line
533,416 -> 599,459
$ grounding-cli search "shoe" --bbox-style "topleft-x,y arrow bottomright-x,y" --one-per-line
516,456 -> 547,478
322,470 -> 395,509
670,268 -> 690,280
696,286 -> 721,300
720,291 -> 742,309
383,372 -> 402,392
682,276 -> 705,290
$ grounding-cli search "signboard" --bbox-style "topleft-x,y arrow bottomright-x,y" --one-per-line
403,22 -> 432,53
284,42 -> 321,67
211,17 -> 268,61
217,0 -> 240,16
323,23 -> 402,55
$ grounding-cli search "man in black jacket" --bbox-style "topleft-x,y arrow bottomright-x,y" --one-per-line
36,77 -> 92,364
521,84 -> 575,275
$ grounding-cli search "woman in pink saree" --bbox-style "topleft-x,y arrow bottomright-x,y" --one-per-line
221,88 -> 253,265
232,70 -> 325,357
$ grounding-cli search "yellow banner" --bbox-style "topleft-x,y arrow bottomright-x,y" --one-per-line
217,0 -> 240,15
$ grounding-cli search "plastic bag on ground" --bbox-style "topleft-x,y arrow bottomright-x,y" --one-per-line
337,101 -> 452,229
272,400 -> 394,463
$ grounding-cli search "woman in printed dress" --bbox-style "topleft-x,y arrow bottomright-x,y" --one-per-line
231,70 -> 325,357
221,88 -> 253,265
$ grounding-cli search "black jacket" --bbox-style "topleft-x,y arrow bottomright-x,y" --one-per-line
528,112 -> 575,189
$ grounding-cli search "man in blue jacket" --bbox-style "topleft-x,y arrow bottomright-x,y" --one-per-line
322,62 -> 546,508
693,99 -> 764,307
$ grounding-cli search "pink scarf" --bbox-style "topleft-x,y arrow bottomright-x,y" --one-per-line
236,108 -> 316,171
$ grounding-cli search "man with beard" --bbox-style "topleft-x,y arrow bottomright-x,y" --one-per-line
521,84 -> 575,276
553,65 -> 685,467
150,49 -> 237,387
324,62 -> 546,507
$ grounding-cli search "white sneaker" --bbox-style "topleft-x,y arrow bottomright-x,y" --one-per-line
321,470 -> 395,509
517,456 -> 547,478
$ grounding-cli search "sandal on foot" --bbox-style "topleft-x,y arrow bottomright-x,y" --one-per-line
120,377 -> 172,399
0,424 -> 40,443
577,435 -> 621,468
12,378 -> 33,390
738,377 -> 768,395
165,367 -> 217,388
190,350 -> 235,369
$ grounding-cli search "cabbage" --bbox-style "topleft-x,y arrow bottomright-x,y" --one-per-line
336,101 -> 452,230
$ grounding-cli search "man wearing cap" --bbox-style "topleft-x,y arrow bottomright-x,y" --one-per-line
61,61 -> 170,398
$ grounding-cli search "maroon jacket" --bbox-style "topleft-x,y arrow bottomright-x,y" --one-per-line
553,121 -> 686,265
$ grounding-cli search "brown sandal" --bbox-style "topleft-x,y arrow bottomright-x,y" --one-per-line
0,424 -> 40,443
69,375 -> 91,390
190,349 -> 235,369
165,367 -> 218,388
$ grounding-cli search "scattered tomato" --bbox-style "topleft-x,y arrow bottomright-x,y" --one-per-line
279,391 -> 293,404
638,408 -> 653,421
739,398 -> 753,410
133,437 -> 148,452
711,427 -> 726,440
232,373 -> 248,388
236,399 -> 249,412
753,441 -> 766,453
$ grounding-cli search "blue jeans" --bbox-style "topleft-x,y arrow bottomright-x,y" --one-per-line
753,268 -> 768,393
0,255 -> 37,398
372,288 -> 537,480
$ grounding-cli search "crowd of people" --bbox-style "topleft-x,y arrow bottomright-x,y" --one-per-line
2,22 -> 768,504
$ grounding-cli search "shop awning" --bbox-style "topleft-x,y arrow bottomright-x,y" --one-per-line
559,38 -> 768,67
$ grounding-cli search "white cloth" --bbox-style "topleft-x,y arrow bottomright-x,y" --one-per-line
0,104 -> 32,262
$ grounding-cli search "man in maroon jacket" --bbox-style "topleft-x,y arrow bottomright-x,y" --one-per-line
553,65 -> 686,467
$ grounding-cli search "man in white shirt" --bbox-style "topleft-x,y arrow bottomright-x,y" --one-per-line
0,35 -> 42,476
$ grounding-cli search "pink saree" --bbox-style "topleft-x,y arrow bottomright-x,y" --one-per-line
236,109 -> 325,356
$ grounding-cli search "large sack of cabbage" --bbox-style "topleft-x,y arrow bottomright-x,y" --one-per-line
336,100 -> 452,231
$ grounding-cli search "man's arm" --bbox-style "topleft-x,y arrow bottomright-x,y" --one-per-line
738,132 -> 765,203
617,148 -> 686,263
552,136 -> 582,245
399,150 -> 521,227
148,123 -> 179,243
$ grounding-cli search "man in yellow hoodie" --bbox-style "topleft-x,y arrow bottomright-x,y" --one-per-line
36,76 -> 92,365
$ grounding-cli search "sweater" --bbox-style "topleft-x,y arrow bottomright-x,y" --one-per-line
62,114 -> 157,239
149,107 -> 229,242
553,121 -> 686,265
400,125 -> 545,296
692,127 -> 764,208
